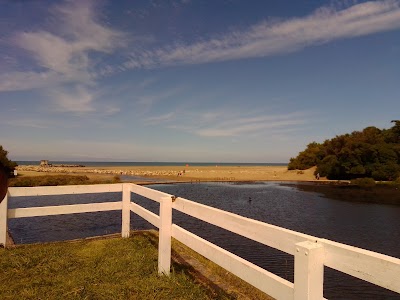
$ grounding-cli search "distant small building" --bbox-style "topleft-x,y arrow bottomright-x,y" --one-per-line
40,160 -> 51,167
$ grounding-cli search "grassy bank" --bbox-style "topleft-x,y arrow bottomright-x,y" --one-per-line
0,232 -> 271,300
8,174 -> 121,187
1,232 -> 221,299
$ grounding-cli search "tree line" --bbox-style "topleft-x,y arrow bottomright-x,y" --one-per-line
0,145 -> 17,176
288,121 -> 400,180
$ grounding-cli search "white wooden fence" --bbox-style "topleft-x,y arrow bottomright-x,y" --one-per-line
1,183 -> 399,300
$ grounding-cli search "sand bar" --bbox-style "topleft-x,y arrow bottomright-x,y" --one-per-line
16,165 -> 319,182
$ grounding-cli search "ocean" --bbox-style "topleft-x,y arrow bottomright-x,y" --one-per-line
17,161 -> 287,167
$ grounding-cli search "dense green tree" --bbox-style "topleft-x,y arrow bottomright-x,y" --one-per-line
391,120 -> 400,141
288,142 -> 325,170
289,123 -> 400,181
0,145 -> 17,176
317,155 -> 341,179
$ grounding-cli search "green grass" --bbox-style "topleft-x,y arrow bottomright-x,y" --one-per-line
0,232 -> 234,300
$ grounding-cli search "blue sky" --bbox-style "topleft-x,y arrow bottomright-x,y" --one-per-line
1,0 -> 400,163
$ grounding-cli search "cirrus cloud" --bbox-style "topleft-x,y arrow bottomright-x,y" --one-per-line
121,0 -> 400,69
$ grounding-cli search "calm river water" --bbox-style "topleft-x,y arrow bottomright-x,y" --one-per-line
8,182 -> 400,299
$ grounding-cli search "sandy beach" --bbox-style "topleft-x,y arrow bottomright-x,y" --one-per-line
16,164 -> 319,183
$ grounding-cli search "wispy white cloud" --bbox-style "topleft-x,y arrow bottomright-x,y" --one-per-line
133,86 -> 185,115
0,0 -> 126,118
137,87 -> 183,105
146,108 -> 310,137
4,138 -> 147,161
47,85 -> 120,116
194,118 -> 306,137
122,0 -> 400,69
144,112 -> 176,125
11,0 -> 125,86
139,77 -> 158,88
0,71 -> 63,92
3,0 -> 400,92
192,111 -> 309,137
47,86 -> 96,114
1,119 -> 51,129
3,0 -> 400,119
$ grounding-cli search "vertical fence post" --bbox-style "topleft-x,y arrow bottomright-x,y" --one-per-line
294,241 -> 324,300
158,196 -> 172,275
121,183 -> 130,238
0,192 -> 8,247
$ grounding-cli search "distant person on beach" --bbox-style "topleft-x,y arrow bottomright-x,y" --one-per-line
316,173 -> 320,180
0,163 -> 7,203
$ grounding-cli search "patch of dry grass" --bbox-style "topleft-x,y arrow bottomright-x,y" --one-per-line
0,233 -> 229,300
8,174 -> 120,187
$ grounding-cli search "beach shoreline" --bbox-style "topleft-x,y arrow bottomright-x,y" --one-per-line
16,164 -> 321,183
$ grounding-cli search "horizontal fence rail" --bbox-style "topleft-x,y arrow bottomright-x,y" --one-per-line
8,202 -> 122,219
321,238 -> 400,293
171,196 -> 316,255
1,183 -> 400,300
172,224 -> 295,300
8,184 -> 123,197
130,202 -> 160,228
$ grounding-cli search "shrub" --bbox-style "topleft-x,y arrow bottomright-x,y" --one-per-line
0,145 -> 17,177
9,175 -> 90,187
351,177 -> 376,189
113,175 -> 121,183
